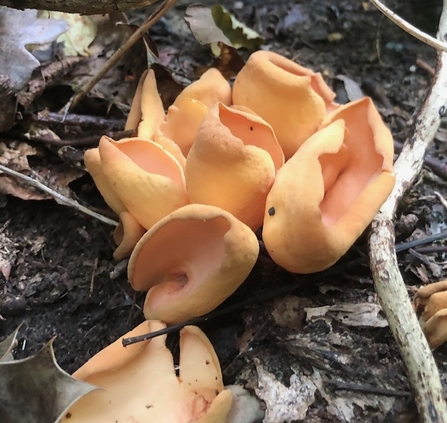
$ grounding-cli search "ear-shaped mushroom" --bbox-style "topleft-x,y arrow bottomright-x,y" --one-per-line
98,136 -> 189,230
156,98 -> 209,156
186,103 -> 283,231
414,281 -> 447,349
125,69 -> 166,140
262,99 -> 395,273
125,70 -> 147,134
232,50 -> 338,160
113,211 -> 146,260
84,147 -> 126,215
128,204 -> 259,324
60,320 -> 232,423
173,68 -> 232,108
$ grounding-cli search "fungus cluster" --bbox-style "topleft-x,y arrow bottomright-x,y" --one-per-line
85,50 -> 395,323
73,50 -> 396,421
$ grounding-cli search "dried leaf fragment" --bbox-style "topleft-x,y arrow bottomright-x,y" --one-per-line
0,7 -> 69,90
185,4 -> 263,51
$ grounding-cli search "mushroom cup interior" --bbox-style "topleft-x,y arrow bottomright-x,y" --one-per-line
129,217 -> 231,301
112,138 -> 184,187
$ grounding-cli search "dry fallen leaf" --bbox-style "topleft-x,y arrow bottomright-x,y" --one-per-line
305,303 -> 388,328
185,4 -> 263,53
0,7 -> 69,90
0,141 -> 84,201
45,12 -> 98,57
211,5 -> 263,50
0,75 -> 16,132
0,333 -> 96,423
254,358 -> 320,423
334,74 -> 364,102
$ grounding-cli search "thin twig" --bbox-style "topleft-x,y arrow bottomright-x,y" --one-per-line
370,0 -> 447,52
326,381 -> 411,398
368,0 -> 447,421
0,164 -> 118,227
89,257 -> 99,294
31,112 -> 126,129
69,0 -> 177,110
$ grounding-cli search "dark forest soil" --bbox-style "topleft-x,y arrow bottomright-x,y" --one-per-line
1,0 -> 447,421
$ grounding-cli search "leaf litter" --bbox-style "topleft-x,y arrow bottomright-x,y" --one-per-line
0,7 -> 68,90
0,1 -> 446,422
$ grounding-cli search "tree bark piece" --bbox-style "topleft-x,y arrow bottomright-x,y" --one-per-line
0,0 -> 157,14
369,1 -> 447,421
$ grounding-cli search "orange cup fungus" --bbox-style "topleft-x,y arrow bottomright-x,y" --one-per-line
128,204 -> 259,324
84,50 -> 395,320
186,103 -> 284,231
232,50 -> 338,160
414,280 -> 447,349
262,98 -> 395,274
85,137 -> 188,227
60,320 -> 232,423
126,67 -> 231,157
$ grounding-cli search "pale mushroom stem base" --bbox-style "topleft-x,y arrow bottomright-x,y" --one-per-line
368,2 -> 447,420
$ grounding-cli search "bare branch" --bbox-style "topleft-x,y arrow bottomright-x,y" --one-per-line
368,1 -> 447,421
0,164 -> 118,227
370,0 -> 447,52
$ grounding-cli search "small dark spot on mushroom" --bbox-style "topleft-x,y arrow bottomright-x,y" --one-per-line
215,376 -> 218,380
206,360 -> 210,365
268,206 -> 275,216
65,413 -> 72,419
250,126 -> 253,131
146,404 -> 153,409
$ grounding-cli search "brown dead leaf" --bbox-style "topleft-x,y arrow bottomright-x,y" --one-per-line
152,63 -> 185,109
0,7 -> 68,90
254,358 -> 320,423
185,4 -> 263,51
0,75 -> 17,133
0,141 -> 84,201
68,14 -> 147,114
211,43 -> 245,79
305,303 -> 388,328
411,263 -> 430,284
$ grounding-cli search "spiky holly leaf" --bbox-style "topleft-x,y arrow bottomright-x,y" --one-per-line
0,324 -> 21,362
0,334 -> 97,423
